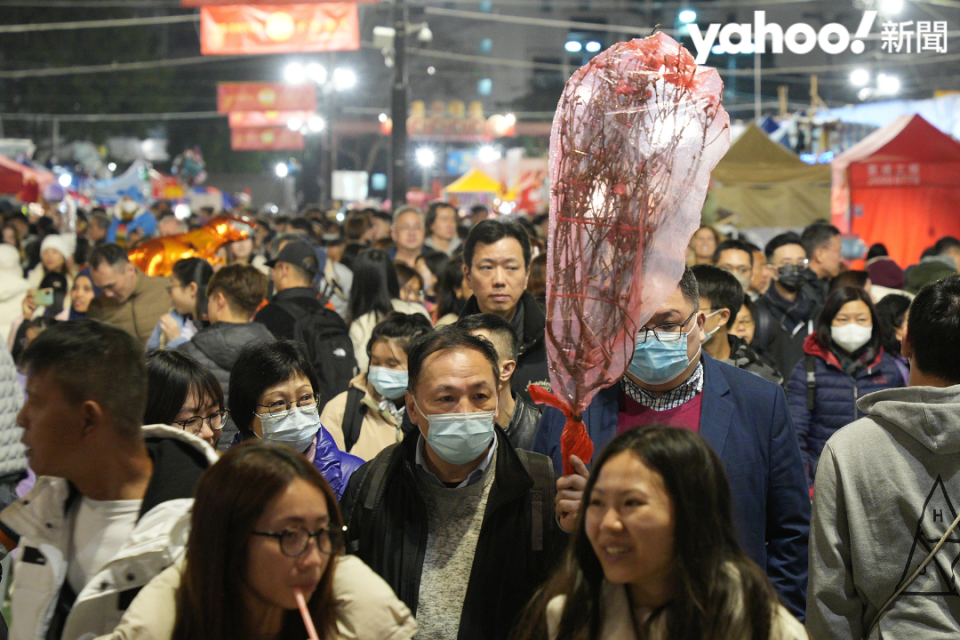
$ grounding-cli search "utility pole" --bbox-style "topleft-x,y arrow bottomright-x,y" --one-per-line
389,0 -> 408,207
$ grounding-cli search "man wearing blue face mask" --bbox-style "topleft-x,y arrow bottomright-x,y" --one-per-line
533,267 -> 811,620
340,326 -> 564,640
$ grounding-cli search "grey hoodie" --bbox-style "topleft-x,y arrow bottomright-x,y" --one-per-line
807,385 -> 960,640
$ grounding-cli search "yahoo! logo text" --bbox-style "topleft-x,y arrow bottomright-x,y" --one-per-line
689,11 -> 877,64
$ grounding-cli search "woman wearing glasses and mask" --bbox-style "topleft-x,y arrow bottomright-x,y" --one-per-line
228,340 -> 364,499
96,441 -> 417,640
145,350 -> 227,449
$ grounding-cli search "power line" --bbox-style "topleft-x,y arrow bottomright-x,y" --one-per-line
0,111 -> 222,122
0,13 -> 197,34
424,7 -> 678,36
0,55 -> 261,80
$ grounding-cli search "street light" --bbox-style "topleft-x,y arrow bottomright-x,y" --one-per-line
879,0 -> 904,14
275,163 -> 289,178
307,115 -> 326,132
306,62 -> 327,84
849,68 -> 870,87
877,73 -> 900,95
333,68 -> 357,91
477,145 -> 501,163
585,41 -> 602,53
678,9 -> 697,23
287,117 -> 303,131
415,147 -> 435,168
284,62 -> 307,84
58,173 -> 71,188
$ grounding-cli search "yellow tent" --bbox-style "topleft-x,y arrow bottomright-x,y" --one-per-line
710,125 -> 831,228
445,168 -> 502,194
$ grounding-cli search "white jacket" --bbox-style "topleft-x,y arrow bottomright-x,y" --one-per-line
0,425 -> 219,640
96,554 -> 417,640
0,247 -> 30,344
0,344 -> 25,478
547,572 -> 808,640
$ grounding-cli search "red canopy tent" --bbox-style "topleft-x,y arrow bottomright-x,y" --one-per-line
831,114 -> 960,268
0,154 -> 54,196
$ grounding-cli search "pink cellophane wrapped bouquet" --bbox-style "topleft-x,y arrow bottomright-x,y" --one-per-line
533,32 -> 730,474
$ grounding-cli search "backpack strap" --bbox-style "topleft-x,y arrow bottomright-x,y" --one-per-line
515,448 -> 554,553
803,354 -> 817,413
342,386 -> 367,452
274,299 -> 309,322
343,444 -> 399,554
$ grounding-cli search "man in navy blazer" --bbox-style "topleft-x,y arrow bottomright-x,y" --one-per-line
533,268 -> 810,618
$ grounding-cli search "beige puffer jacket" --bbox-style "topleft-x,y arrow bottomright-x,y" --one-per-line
321,372 -> 403,462
96,554 -> 417,640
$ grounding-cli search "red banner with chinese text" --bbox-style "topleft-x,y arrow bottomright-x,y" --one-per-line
231,128 -> 305,151
200,4 -> 360,55
217,83 -> 315,114
228,110 -> 313,128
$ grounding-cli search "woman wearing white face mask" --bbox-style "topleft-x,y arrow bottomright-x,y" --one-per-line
321,313 -> 433,460
785,286 -> 906,489
228,340 -> 365,499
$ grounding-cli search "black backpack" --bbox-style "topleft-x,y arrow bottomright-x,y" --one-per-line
275,300 -> 357,411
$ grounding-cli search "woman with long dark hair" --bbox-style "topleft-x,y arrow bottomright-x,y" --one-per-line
513,427 -> 806,640
434,253 -> 472,327
347,248 -> 430,370
144,350 -> 226,449
148,257 -> 214,350
785,286 -> 906,488
100,441 -> 417,640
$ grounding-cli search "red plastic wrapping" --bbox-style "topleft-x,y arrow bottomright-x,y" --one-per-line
541,32 -> 730,470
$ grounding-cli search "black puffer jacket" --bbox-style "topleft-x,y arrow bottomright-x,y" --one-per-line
460,291 -> 549,403
505,395 -> 542,451
340,428 -> 565,640
178,322 -> 275,450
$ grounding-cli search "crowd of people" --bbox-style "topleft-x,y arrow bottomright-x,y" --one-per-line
0,196 -> 957,640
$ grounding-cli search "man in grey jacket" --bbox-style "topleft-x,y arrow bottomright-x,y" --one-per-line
807,274 -> 960,639
178,264 -> 273,450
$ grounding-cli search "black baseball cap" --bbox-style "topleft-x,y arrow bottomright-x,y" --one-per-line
266,240 -> 319,275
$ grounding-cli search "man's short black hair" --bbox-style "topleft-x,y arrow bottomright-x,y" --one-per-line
691,265 -> 743,330
406,325 -> 500,393
866,243 -> 889,260
455,313 -> 518,362
764,232 -> 805,261
712,239 -> 755,268
678,266 -> 700,310
800,222 -> 841,258
907,274 -> 960,384
20,320 -> 147,440
425,201 -> 457,233
934,236 -> 960,254
463,219 -> 531,271
89,243 -> 130,269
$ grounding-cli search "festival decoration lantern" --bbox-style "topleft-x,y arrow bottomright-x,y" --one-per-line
530,33 -> 730,474
128,215 -> 256,277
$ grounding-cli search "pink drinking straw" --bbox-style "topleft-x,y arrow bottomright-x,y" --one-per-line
294,589 -> 320,640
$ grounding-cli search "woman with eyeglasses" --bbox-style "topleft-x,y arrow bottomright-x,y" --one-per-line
145,350 -> 226,449
228,340 -> 364,499
98,441 -> 418,640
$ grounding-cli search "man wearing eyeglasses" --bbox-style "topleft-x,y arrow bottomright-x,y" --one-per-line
0,321 -> 219,640
534,267 -> 810,619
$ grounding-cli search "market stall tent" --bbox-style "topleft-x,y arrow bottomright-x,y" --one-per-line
0,154 -> 54,195
444,168 -> 502,194
710,125 -> 831,228
831,114 -> 960,268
